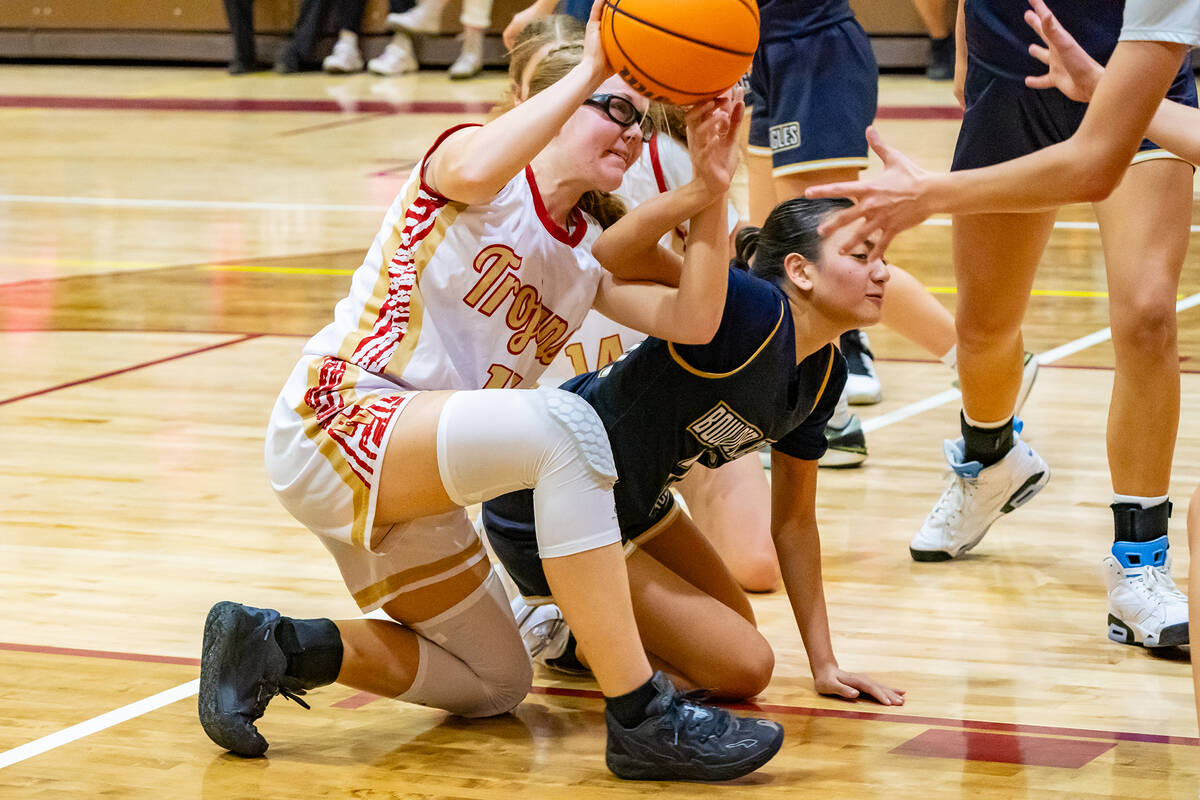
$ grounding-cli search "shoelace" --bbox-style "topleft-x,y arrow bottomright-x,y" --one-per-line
1148,565 -> 1188,603
662,691 -> 731,745
255,681 -> 311,713
929,473 -> 975,528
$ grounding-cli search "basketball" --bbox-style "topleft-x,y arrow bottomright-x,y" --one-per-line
599,0 -> 759,105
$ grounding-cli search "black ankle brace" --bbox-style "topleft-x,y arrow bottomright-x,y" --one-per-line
960,412 -> 1013,468
1111,500 -> 1172,543
275,617 -> 343,690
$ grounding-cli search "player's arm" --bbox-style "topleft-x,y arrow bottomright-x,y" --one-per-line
769,450 -> 905,705
593,89 -> 745,286
592,184 -> 728,344
1024,2 -> 1200,165
953,0 -> 967,108
806,39 -> 1187,258
503,0 -> 558,49
426,1 -> 611,204
591,92 -> 744,343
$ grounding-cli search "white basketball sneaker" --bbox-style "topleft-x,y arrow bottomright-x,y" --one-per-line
387,2 -> 444,34
322,35 -> 363,73
510,595 -> 590,674
368,35 -> 418,75
1103,539 -> 1188,647
911,433 -> 1050,561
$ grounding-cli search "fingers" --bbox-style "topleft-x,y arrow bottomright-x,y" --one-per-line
1027,43 -> 1051,66
589,0 -> 604,24
864,126 -> 893,163
1025,74 -> 1054,90
1023,9 -> 1047,42
805,181 -> 863,201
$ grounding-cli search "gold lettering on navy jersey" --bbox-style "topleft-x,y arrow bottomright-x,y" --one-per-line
687,401 -> 765,460
769,122 -> 800,153
463,244 -> 571,365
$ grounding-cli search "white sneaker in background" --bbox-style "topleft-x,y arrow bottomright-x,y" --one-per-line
910,432 -> 1049,561
368,35 -> 418,75
323,34 -> 364,73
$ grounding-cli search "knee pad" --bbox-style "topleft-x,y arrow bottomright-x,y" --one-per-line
436,388 -> 620,558
403,571 -> 532,717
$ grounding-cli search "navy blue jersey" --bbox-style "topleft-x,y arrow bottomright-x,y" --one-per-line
484,266 -> 846,544
758,0 -> 854,43
967,1 -> 1126,80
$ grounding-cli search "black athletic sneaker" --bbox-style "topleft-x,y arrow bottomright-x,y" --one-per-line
821,414 -> 868,468
605,672 -> 784,781
198,601 -> 310,757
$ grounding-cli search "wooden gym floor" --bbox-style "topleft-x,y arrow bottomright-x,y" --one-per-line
3,64 -> 1200,798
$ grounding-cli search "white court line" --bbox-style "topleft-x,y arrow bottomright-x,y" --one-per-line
0,679 -> 198,769
862,290 -> 1200,434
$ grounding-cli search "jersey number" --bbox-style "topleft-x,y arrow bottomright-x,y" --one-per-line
483,363 -> 525,389
562,334 -> 625,376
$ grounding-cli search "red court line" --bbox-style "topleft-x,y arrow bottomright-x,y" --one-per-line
0,95 -> 495,115
529,686 -> 1200,747
0,94 -> 960,120
0,334 -> 260,407
1,640 -> 1193,746
0,642 -> 199,667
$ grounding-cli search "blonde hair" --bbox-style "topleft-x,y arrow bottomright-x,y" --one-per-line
493,15 -> 628,229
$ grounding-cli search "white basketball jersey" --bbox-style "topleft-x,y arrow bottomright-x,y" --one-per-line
541,134 -> 738,385
303,125 -> 606,391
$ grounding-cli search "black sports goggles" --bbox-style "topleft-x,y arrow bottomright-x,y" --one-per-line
583,93 -> 654,141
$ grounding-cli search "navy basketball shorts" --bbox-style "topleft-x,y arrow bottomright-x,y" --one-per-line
748,18 -> 879,177
952,53 -> 1197,171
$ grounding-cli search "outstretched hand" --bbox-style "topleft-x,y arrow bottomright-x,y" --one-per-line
686,85 -> 746,197
1023,0 -> 1103,102
814,665 -> 906,706
804,126 -> 932,259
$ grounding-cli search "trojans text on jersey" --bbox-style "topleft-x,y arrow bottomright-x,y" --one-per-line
462,244 -> 572,365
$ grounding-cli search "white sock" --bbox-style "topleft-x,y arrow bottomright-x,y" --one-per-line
939,344 -> 956,371
1112,493 -> 1169,509
962,411 -> 1011,429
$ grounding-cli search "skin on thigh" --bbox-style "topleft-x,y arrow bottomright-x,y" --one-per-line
374,390 -> 460,528
675,455 -> 779,593
628,512 -> 774,698
953,210 -> 1057,422
1093,157 -> 1192,496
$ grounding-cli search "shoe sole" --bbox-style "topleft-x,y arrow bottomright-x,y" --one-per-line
910,466 -> 1050,562
1107,614 -> 1189,648
818,449 -> 867,469
198,601 -> 269,757
606,726 -> 783,781
846,390 -> 882,406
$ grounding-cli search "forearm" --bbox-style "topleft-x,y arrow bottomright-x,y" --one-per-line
954,0 -> 966,63
1146,98 -> 1200,165
593,180 -> 713,283
665,193 -> 729,340
774,520 -> 838,673
431,63 -> 603,200
925,40 -> 1183,213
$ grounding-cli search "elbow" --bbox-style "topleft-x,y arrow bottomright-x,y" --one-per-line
671,313 -> 721,346
438,159 -> 507,205
1073,167 -> 1121,203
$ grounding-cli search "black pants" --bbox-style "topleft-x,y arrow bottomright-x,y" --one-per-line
223,0 -> 378,65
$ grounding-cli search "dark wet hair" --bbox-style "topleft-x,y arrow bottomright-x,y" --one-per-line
734,197 -> 854,286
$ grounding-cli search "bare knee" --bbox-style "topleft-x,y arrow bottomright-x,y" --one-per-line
732,555 -> 782,594
1113,295 -> 1177,361
706,636 -> 775,699
955,310 -> 1020,353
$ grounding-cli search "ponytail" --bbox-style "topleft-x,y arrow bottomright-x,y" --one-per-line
746,197 -> 853,286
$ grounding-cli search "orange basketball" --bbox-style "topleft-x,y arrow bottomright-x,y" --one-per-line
600,0 -> 759,105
